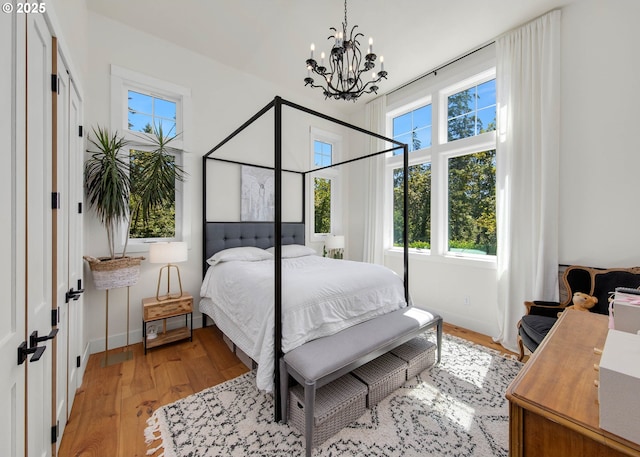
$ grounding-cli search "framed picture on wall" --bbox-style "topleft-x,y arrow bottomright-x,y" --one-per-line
241,165 -> 274,221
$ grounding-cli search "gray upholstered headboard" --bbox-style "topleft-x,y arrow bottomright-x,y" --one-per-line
204,222 -> 305,270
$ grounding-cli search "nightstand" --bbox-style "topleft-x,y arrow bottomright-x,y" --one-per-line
142,293 -> 193,354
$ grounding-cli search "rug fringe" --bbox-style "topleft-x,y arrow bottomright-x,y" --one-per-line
145,411 -> 165,457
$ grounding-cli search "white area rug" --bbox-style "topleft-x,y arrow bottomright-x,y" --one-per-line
145,334 -> 522,456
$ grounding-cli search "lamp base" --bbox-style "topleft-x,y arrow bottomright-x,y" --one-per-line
156,263 -> 184,302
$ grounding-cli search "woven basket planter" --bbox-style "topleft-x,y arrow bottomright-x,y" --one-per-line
84,255 -> 144,290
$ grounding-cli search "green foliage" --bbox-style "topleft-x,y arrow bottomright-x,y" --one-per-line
393,163 -> 431,246
129,124 -> 186,240
84,126 -> 131,258
314,177 -> 331,233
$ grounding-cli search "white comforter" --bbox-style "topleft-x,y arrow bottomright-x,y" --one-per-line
200,255 -> 407,391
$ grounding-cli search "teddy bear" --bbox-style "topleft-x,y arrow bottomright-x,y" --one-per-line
567,291 -> 598,311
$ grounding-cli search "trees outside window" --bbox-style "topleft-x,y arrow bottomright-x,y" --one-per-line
387,71 -> 496,258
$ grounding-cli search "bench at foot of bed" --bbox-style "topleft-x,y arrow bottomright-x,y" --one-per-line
279,306 -> 442,457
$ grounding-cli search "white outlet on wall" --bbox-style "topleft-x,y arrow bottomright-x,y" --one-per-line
463,296 -> 470,306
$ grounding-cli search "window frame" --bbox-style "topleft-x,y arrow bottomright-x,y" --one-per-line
308,128 -> 342,243
385,65 -> 496,264
110,65 -> 192,253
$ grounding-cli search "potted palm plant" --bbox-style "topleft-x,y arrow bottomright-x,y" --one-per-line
83,125 -> 185,290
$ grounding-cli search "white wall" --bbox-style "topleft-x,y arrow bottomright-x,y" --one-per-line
559,0 -> 640,267
347,0 -> 640,339
83,12 -> 350,353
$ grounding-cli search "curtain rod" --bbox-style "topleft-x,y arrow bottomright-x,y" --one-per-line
386,40 -> 495,96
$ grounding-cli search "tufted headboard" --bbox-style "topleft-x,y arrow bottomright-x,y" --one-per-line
204,222 -> 305,271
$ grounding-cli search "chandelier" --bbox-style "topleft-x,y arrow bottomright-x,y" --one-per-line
304,0 -> 388,101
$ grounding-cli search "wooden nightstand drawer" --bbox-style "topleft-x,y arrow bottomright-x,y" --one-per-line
143,295 -> 192,321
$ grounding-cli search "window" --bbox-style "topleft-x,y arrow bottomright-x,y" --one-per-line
447,150 -> 496,255
386,67 -> 496,260
111,65 -> 192,251
309,130 -> 341,240
392,104 -> 432,153
393,163 -> 431,249
447,79 -> 496,141
129,148 -> 179,239
127,90 -> 177,134
314,177 -> 331,234
314,140 -> 332,167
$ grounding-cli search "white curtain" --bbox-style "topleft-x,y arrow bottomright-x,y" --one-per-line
495,10 -> 561,352
362,96 -> 387,264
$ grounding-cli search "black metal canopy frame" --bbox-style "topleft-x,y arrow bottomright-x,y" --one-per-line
202,96 -> 409,422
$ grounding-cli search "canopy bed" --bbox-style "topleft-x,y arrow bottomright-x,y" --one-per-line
201,96 -> 441,434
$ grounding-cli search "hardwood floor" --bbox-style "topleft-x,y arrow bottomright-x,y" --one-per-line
58,323 -> 519,457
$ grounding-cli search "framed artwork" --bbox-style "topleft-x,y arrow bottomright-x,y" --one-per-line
241,165 -> 274,221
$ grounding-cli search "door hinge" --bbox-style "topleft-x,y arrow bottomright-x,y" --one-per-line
78,202 -> 83,214
51,74 -> 57,93
51,423 -> 58,444
78,125 -> 83,137
51,192 -> 60,210
51,308 -> 59,327
76,355 -> 81,368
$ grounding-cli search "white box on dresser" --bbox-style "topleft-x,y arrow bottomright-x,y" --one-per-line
599,329 -> 640,445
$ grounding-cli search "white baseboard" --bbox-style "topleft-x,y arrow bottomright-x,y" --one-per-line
89,313 -> 203,354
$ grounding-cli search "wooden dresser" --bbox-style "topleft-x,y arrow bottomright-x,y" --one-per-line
506,310 -> 640,457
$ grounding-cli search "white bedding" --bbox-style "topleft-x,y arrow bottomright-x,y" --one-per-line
200,254 -> 407,391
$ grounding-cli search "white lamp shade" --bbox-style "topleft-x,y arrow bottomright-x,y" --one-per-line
149,241 -> 188,264
325,235 -> 345,250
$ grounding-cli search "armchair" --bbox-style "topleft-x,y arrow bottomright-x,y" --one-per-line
517,265 -> 640,361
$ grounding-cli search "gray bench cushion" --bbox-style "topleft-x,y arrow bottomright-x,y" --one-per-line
283,307 -> 438,382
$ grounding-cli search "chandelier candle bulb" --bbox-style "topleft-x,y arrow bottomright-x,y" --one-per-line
310,43 -> 315,59
380,56 -> 384,71
368,37 -> 373,54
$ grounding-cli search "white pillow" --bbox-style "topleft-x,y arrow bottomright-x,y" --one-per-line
266,244 -> 317,258
206,246 -> 273,266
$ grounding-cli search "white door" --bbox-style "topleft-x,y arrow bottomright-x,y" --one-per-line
0,7 -> 26,457
26,12 -> 54,457
53,53 -> 85,453
66,75 -> 85,424
54,52 -> 70,451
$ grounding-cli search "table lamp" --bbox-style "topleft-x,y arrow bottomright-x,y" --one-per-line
149,241 -> 188,301
325,235 -> 345,259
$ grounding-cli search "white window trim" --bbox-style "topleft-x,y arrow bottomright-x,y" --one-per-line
308,128 -> 342,243
110,65 -> 193,253
384,63 -> 497,263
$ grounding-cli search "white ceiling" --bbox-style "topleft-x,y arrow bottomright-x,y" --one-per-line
87,0 -> 575,115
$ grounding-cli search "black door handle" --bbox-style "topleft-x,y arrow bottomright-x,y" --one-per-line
65,287 -> 84,303
17,341 -> 46,365
30,328 -> 58,348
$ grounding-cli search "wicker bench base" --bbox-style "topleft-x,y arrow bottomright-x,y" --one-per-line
289,374 -> 367,448
391,337 -> 437,379
352,353 -> 407,407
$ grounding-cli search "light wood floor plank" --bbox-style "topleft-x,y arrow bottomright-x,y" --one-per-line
58,323 -> 516,456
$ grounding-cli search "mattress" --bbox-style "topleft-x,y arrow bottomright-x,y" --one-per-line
199,253 -> 407,392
